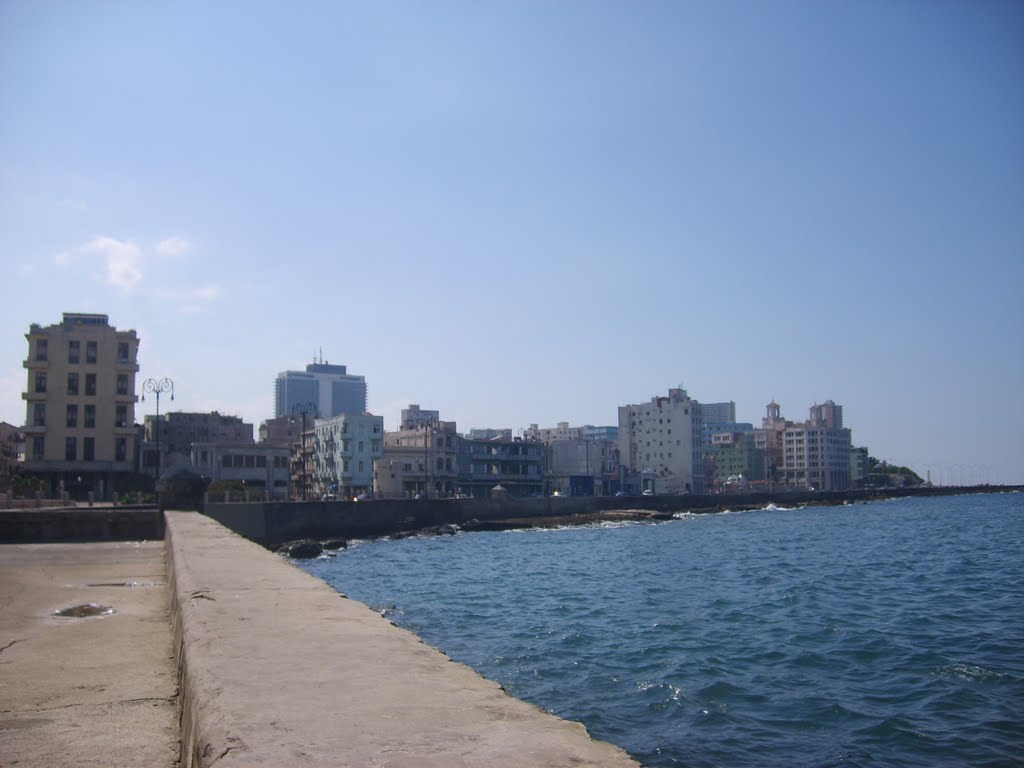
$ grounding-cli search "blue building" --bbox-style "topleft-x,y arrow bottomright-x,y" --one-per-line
274,362 -> 367,419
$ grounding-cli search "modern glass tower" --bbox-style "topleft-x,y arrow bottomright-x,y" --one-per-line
273,363 -> 367,419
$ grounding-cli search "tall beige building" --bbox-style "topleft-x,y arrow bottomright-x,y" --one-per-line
618,388 -> 696,494
22,313 -> 140,500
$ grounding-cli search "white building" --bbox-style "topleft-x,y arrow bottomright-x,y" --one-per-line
191,442 -> 290,500
618,388 -> 697,494
312,412 -> 383,498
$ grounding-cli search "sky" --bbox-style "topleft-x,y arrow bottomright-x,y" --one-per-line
1,1 -> 1022,485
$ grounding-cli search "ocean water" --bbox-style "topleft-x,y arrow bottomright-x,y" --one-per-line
300,493 -> 1024,767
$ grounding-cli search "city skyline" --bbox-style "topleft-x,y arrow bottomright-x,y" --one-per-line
1,2 -> 1022,485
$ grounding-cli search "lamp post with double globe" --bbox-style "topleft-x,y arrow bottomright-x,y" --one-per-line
141,377 -> 174,479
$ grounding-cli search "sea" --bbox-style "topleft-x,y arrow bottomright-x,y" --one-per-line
300,492 -> 1024,767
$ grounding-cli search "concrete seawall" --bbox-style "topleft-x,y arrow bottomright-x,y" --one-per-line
167,511 -> 640,766
204,486 -> 1022,548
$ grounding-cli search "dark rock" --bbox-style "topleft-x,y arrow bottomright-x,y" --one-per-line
277,539 -> 323,559
321,538 -> 348,550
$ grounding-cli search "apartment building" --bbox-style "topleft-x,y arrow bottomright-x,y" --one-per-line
457,436 -> 544,498
312,412 -> 384,498
523,420 -> 619,495
618,388 -> 697,495
21,313 -> 140,500
376,419 -> 459,499
191,442 -> 290,500
141,410 -> 254,476
702,432 -> 766,489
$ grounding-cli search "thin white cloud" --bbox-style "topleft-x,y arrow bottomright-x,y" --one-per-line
179,305 -> 204,315
156,236 -> 192,256
57,236 -> 143,293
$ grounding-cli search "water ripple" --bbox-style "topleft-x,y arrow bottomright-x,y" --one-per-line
302,494 -> 1024,767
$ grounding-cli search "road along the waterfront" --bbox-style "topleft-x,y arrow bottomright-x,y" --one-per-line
0,540 -> 179,768
168,510 -> 641,767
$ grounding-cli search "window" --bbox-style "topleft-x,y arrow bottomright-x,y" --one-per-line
222,456 -> 232,467
256,455 -> 266,468
115,405 -> 128,428
85,374 -> 96,396
115,438 -> 127,461
68,340 -> 80,363
34,371 -> 46,393
35,339 -> 48,361
116,374 -> 129,395
65,437 -> 77,461
32,436 -> 44,460
67,373 -> 79,395
117,342 -> 130,363
66,404 -> 78,428
83,437 -> 95,461
33,403 -> 45,427
86,341 -> 97,364
84,405 -> 95,428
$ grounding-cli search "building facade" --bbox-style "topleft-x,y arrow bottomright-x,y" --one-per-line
191,442 -> 290,500
702,432 -> 766,490
457,436 -> 544,498
0,422 -> 23,491
274,362 -> 367,419
21,313 -> 140,500
400,404 -> 440,430
617,388 -> 697,495
312,412 -> 384,498
376,419 -> 459,499
142,411 -> 254,476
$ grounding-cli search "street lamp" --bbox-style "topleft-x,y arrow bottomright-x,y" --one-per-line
292,402 -> 317,501
141,377 -> 174,478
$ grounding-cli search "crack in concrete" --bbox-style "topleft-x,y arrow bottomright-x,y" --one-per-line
0,638 -> 25,655
0,696 -> 177,715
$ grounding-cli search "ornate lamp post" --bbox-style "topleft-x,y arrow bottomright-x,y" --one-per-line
141,377 -> 174,478
292,402 -> 317,501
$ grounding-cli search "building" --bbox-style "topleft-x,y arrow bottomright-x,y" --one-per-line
850,446 -> 870,486
191,442 -> 290,500
457,436 -> 544,498
274,361 -> 367,419
467,428 -> 513,441
699,401 -> 736,425
312,412 -> 384,499
617,388 -> 697,495
702,432 -> 766,490
524,422 -> 583,442
376,418 -> 459,499
753,401 -> 789,484
773,402 -> 853,491
142,411 -> 254,475
523,421 -> 620,495
21,313 -> 140,500
259,414 -> 303,447
400,404 -> 440,430
809,400 -> 843,430
0,422 -> 24,491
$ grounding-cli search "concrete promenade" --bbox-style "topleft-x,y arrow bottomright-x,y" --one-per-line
0,540 -> 179,767
2,508 -> 640,766
168,510 -> 640,766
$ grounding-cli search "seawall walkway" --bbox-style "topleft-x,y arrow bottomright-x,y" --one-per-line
1,508 -> 638,766
168,510 -> 639,766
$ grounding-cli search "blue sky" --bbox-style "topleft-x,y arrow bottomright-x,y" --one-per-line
2,1 -> 1022,485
